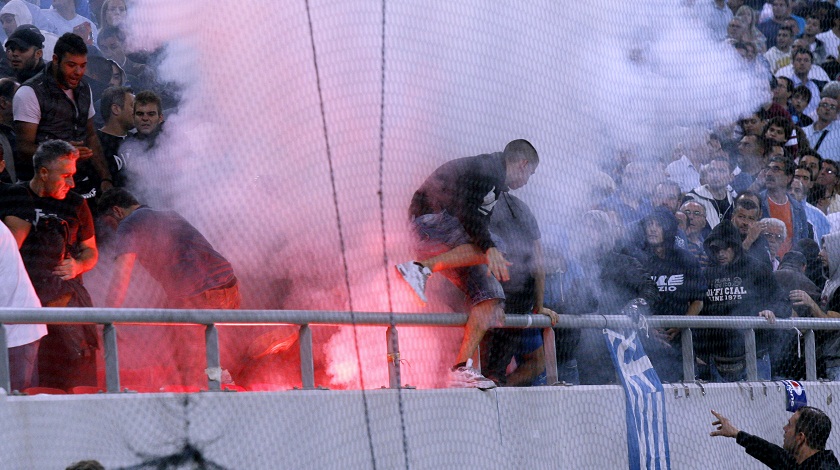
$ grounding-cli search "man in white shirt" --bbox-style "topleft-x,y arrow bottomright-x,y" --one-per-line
776,48 -> 828,118
41,0 -> 97,47
803,96 -> 840,162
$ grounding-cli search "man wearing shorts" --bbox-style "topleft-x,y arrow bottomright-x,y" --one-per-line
396,139 -> 539,388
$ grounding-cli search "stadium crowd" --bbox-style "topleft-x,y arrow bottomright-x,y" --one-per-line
9,0 -> 840,392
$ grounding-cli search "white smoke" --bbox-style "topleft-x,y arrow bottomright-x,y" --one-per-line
95,0 -> 766,389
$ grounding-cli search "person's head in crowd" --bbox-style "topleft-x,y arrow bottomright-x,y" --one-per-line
101,86 -> 134,132
0,77 -> 19,124
642,208 -> 679,255
676,209 -> 688,232
816,159 -> 839,190
796,238 -> 826,287
704,155 -> 733,191
792,48 -> 814,79
110,60 -> 124,87
84,55 -> 115,102
737,134 -> 762,159
773,76 -> 794,105
97,187 -> 139,227
727,17 -> 748,42
820,81 -> 840,101
762,116 -> 794,145
133,90 -> 164,136
800,152 -> 822,180
52,33 -> 87,91
727,0 -> 744,13
704,221 -> 742,266
804,12 -> 822,39
5,24 -> 44,74
620,161 -> 660,200
791,178 -> 809,202
783,17 -> 800,38
740,112 -> 764,136
732,194 -> 761,239
680,200 -> 707,237
0,0 -> 32,38
791,37 -> 811,51
766,156 -> 796,191
97,26 -> 126,65
652,180 -> 682,213
777,25 -> 795,51
735,41 -> 758,62
764,144 -> 788,160
761,217 -> 787,255
65,460 -> 105,470
784,407 -> 833,455
771,0 -> 792,22
580,209 -> 620,258
794,165 -> 814,189
30,139 -> 79,200
735,190 -> 762,212
791,85 -> 813,115
816,96 -> 839,126
100,0 -> 127,29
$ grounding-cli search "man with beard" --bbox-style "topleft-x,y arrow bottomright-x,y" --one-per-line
711,407 -> 840,469
760,157 -> 811,259
13,32 -> 111,208
632,208 -> 705,383
697,221 -> 788,381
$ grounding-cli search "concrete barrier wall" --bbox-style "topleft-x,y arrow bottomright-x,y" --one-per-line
2,382 -> 839,469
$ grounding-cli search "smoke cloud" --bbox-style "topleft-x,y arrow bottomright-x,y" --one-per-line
86,0 -> 766,389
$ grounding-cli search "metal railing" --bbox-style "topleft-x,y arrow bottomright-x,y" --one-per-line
1,308 -> 836,392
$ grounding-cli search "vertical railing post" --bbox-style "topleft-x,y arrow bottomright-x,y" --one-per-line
205,324 -> 221,391
386,326 -> 401,389
805,329 -> 817,382
681,328 -> 695,382
103,323 -> 120,393
542,327 -> 558,385
0,324 -> 9,393
300,324 -> 314,389
744,329 -> 758,381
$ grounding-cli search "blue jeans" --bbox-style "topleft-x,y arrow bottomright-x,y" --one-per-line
411,211 -> 505,306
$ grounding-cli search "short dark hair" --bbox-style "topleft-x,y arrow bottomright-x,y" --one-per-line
133,90 -> 162,115
777,76 -> 794,94
53,33 -> 87,61
96,26 -> 125,48
100,86 -> 131,121
32,140 -> 77,171
763,116 -> 794,141
778,25 -> 795,37
735,190 -> 760,212
793,85 -> 813,102
792,47 -> 814,63
503,139 -> 538,164
0,77 -> 19,101
97,187 -> 140,215
796,406 -> 832,451
769,156 -> 796,175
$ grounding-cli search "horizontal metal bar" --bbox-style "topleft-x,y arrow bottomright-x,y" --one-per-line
2,309 -> 840,332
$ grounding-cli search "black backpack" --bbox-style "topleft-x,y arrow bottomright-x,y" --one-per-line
20,213 -> 70,303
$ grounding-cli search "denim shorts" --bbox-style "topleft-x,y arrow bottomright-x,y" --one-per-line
411,211 -> 505,306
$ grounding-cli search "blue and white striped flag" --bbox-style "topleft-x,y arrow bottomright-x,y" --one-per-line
604,328 -> 671,470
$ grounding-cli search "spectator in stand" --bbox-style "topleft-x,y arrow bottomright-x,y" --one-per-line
117,89 -> 163,192
800,12 -> 828,64
791,175 -> 830,246
99,0 -> 127,30
0,1 -> 31,41
732,193 -> 774,269
13,32 -> 112,213
760,217 -> 788,270
41,0 -> 98,48
735,5 -> 768,54
697,221 -> 788,382
96,86 -> 132,188
732,135 -> 767,194
97,27 -> 153,90
758,0 -> 803,49
791,231 -> 840,380
0,77 -> 18,183
710,407 -> 840,469
813,159 -> 840,214
790,84 -> 814,126
766,25 -> 795,73
5,25 -> 47,86
480,192 -> 558,387
632,208 -> 705,383
0,181 -> 45,392
679,200 -> 711,267
763,115 -> 798,157
797,238 -> 827,291
803,96 -> 840,161
760,157 -> 811,259
651,180 -> 682,214
599,161 -> 656,227
739,111 -> 766,137
776,48 -> 829,118
0,140 -> 99,390
772,76 -> 795,115
818,7 -> 840,64
667,131 -> 713,193
773,250 -> 820,379
685,156 -> 735,229
800,151 -> 822,181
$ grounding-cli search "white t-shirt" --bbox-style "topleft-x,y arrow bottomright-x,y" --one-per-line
817,29 -> 840,61
0,224 -> 46,348
40,8 -> 98,40
13,84 -> 96,124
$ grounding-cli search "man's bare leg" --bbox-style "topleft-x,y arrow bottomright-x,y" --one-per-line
420,244 -> 486,273
455,298 -> 505,365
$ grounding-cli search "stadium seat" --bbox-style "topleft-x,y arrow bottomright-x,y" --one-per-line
161,385 -> 202,393
70,386 -> 105,394
22,387 -> 66,395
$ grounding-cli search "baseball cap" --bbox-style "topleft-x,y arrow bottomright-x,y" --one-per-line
5,24 -> 44,50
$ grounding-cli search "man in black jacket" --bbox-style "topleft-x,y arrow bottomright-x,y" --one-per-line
395,139 -> 539,388
711,407 -> 840,469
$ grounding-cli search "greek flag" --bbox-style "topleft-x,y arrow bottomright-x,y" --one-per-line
604,328 -> 671,470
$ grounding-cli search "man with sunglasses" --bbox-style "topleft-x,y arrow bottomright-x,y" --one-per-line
759,157 -> 811,260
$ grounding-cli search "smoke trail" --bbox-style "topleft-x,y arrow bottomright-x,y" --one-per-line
94,0 -> 767,389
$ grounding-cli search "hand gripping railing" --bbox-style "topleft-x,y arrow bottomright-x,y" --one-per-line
0,308 -> 835,392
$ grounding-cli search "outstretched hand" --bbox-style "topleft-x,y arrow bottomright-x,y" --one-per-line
710,410 -> 740,438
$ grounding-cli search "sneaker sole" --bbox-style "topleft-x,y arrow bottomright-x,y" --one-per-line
395,264 -> 428,303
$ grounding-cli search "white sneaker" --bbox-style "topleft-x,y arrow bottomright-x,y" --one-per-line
448,359 -> 497,389
396,261 -> 431,302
